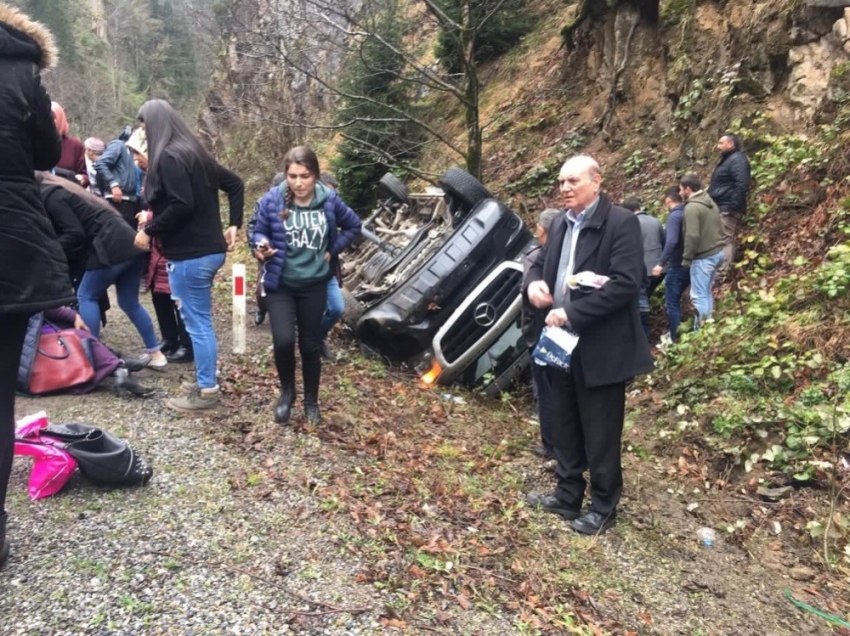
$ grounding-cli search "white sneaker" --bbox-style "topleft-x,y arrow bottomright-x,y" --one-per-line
149,353 -> 168,370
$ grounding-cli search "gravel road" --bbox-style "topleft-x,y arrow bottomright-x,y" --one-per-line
0,297 -> 509,636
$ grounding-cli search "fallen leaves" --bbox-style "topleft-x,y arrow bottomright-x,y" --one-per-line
216,344 -> 615,633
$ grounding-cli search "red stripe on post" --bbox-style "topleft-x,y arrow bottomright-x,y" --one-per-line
234,276 -> 245,297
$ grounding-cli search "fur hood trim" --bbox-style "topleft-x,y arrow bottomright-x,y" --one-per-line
0,3 -> 58,68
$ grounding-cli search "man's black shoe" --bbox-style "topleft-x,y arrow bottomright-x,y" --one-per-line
166,346 -> 194,363
532,445 -> 554,459
525,493 -> 581,520
571,510 -> 617,535
112,368 -> 155,398
254,310 -> 266,326
319,341 -> 334,361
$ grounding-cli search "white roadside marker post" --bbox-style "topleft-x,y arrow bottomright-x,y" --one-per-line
233,263 -> 246,354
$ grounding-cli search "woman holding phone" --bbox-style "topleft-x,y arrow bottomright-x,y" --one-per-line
252,147 -> 361,424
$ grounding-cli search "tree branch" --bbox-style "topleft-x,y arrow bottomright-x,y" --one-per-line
235,49 -> 467,159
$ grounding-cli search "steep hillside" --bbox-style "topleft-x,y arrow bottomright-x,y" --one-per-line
421,0 -> 850,210
450,0 -> 850,589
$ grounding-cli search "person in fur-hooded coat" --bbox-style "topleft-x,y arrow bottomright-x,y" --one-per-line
0,2 -> 74,567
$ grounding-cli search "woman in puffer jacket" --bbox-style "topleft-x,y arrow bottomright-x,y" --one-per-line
252,146 -> 361,425
0,3 -> 75,568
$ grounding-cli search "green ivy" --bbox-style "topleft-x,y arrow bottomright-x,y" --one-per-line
655,243 -> 850,475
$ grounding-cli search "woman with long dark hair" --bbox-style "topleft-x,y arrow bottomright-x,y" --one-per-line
127,129 -> 192,363
134,99 -> 245,412
0,4 -> 75,567
253,147 -> 361,424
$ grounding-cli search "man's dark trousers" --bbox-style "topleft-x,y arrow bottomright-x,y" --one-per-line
530,359 -> 554,454
547,350 -> 626,516
109,199 -> 140,229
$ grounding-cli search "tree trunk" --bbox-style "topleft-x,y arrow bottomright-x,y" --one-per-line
461,0 -> 482,179
464,81 -> 482,179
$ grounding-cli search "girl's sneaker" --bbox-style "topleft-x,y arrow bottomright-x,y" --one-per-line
167,387 -> 220,412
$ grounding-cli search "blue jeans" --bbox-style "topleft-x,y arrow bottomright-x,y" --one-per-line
689,251 -> 724,327
78,255 -> 159,351
664,266 -> 690,342
321,276 -> 344,338
167,253 -> 226,389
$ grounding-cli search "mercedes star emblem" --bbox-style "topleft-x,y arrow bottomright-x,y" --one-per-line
473,302 -> 497,327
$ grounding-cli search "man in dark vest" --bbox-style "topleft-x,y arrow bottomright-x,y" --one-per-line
524,155 -> 654,535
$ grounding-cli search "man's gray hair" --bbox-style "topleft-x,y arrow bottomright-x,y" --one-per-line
538,208 -> 561,231
561,154 -> 602,178
272,172 -> 286,187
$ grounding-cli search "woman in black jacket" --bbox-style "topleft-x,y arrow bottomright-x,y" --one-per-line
0,4 -> 75,567
134,99 -> 245,413
37,172 -> 167,369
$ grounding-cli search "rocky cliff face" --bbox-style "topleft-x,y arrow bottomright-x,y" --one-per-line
200,0 -> 363,173
560,0 -> 850,140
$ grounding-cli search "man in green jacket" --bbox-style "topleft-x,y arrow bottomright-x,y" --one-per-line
679,174 -> 724,328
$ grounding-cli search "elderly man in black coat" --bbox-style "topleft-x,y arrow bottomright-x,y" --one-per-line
525,155 -> 653,535
0,3 -> 74,567
707,132 -> 751,266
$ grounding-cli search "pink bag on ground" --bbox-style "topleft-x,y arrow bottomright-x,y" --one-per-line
13,412 -> 77,500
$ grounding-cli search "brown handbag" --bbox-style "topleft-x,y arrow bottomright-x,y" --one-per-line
28,330 -> 96,395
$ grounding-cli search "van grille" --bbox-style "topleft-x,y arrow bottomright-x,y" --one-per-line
439,268 -> 522,364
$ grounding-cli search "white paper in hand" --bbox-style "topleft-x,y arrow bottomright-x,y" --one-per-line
568,271 -> 610,290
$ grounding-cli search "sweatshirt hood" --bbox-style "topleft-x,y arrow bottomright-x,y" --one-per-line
309,182 -> 331,208
688,190 -> 714,209
0,3 -> 58,69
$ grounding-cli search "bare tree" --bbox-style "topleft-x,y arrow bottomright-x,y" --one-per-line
216,0 -> 514,178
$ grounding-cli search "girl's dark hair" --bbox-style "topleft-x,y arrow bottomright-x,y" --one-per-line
282,146 -> 321,209
137,99 -> 217,200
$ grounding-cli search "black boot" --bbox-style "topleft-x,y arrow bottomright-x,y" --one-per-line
159,339 -> 179,356
166,345 -> 194,363
304,396 -> 321,424
274,384 -> 295,424
0,511 -> 9,567
319,341 -> 335,361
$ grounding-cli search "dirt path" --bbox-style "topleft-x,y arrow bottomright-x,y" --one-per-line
0,285 -> 842,635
